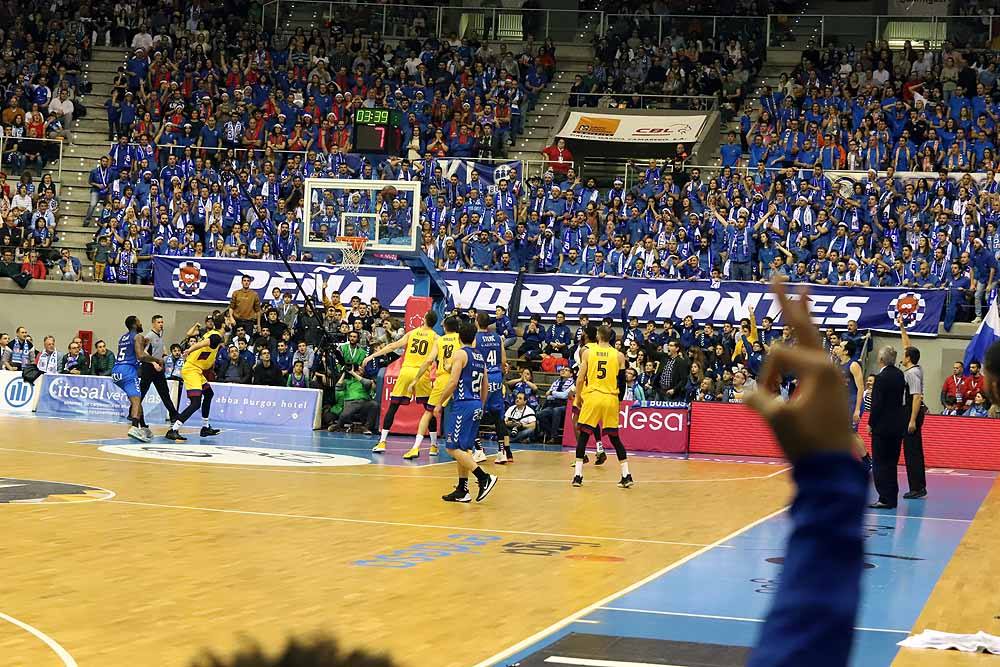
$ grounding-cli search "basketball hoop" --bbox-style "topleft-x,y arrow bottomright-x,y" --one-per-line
336,236 -> 368,273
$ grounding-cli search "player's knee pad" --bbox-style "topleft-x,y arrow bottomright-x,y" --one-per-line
493,415 -> 508,438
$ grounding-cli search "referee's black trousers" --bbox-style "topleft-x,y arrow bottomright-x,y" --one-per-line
140,362 -> 179,422
903,408 -> 926,493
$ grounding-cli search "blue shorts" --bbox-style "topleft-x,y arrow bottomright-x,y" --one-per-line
445,400 -> 482,451
484,372 -> 505,415
111,364 -> 141,398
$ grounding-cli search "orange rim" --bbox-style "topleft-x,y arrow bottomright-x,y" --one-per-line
336,236 -> 368,251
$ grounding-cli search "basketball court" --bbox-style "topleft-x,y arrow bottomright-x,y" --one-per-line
0,413 -> 997,667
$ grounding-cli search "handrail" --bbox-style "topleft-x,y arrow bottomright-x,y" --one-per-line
568,93 -> 719,111
0,135 -> 66,185
765,13 -> 993,49
262,0 -> 605,43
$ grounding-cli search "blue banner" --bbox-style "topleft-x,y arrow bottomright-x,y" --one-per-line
153,256 -> 946,335
420,158 -> 522,193
177,383 -> 321,432
35,374 -> 169,422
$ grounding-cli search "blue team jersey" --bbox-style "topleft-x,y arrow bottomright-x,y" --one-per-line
455,346 -> 486,402
475,331 -> 502,375
115,330 -> 140,367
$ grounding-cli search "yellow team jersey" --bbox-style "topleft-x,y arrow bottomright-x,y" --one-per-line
585,344 -> 620,396
436,332 -> 461,375
403,327 -> 438,369
184,329 -> 224,372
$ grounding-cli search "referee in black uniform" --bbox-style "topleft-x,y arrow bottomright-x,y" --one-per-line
898,318 -> 927,499
141,314 -> 180,424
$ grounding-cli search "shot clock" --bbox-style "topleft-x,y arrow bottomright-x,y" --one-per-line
352,107 -> 402,154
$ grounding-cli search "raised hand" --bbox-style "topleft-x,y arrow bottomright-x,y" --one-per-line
745,280 -> 855,462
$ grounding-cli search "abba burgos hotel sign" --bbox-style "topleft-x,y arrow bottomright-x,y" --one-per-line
561,401 -> 688,453
557,112 -> 706,143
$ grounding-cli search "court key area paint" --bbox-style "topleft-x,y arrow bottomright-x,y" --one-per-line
494,471 -> 997,667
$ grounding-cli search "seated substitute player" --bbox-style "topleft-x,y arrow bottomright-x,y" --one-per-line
363,310 -> 438,454
573,325 -> 633,488
111,315 -> 163,443
166,312 -> 230,441
439,322 -> 499,503
476,312 -> 514,464
406,315 -> 462,460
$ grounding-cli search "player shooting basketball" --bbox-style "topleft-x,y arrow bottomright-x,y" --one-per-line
363,310 -> 438,454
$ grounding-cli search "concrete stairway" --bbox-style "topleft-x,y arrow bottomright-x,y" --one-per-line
56,45 -> 130,266
509,43 -> 594,170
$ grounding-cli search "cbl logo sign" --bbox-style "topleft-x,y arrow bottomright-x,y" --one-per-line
3,376 -> 35,409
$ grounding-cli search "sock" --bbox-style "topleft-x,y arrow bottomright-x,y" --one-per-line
596,441 -> 605,453
413,434 -> 424,449
621,461 -> 630,476
574,460 -> 584,476
171,420 -> 183,431
457,477 -> 469,491
429,431 -> 437,446
505,446 -> 513,456
202,416 -> 210,427
380,429 -> 389,442
131,417 -> 140,427
139,416 -> 148,428
472,466 -> 490,483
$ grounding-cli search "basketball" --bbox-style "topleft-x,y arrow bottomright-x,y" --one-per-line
381,185 -> 397,201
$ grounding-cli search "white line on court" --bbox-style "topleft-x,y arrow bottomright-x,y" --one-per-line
596,607 -> 910,634
572,619 -> 601,625
105,499 -> 733,548
545,657 -> 682,667
2,446 -> 791,485
467,506 -> 790,667
0,611 -> 78,666
863,513 -> 973,523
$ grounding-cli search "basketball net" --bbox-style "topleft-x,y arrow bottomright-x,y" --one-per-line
336,236 -> 368,274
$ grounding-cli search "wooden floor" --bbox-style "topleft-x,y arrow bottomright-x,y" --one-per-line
0,414 -> 996,667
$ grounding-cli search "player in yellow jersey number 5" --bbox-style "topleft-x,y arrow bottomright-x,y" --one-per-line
573,325 -> 633,488
363,310 -> 439,454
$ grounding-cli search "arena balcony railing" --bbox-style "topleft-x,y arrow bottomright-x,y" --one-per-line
568,92 -> 720,112
260,0 -> 605,44
765,13 -> 994,50
602,14 -> 768,49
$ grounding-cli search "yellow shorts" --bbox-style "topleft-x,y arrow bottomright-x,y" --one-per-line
180,366 -> 209,392
577,391 -> 620,430
426,374 -> 452,410
391,366 -> 432,403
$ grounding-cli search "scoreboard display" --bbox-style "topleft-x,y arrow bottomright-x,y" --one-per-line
352,107 -> 402,154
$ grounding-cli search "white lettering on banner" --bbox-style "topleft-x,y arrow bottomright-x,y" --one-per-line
675,290 -> 721,321
620,404 -> 684,432
522,283 -> 556,314
634,288 -> 680,319
549,279 -> 591,313
829,296 -> 866,327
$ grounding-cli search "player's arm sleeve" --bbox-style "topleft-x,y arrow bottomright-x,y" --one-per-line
617,369 -> 627,400
747,454 -> 865,667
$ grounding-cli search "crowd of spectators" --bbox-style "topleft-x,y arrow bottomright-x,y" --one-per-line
74,1 -> 564,283
3,3 -> 999,348
939,358 -> 996,417
585,12 -> 764,114
0,0 -> 100,281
